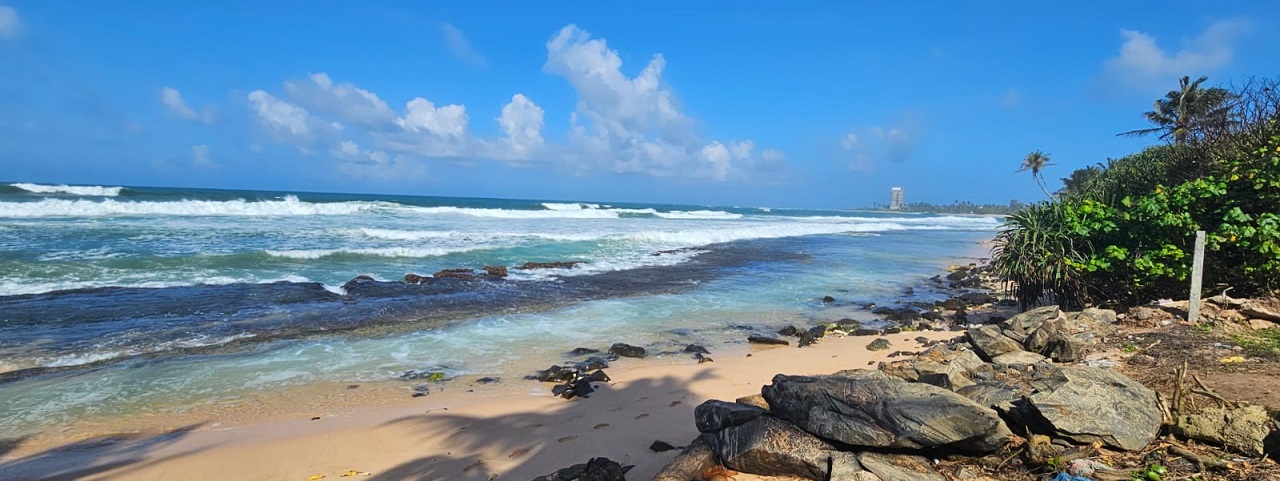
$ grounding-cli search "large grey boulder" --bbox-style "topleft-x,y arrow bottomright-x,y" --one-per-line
967,325 -> 1023,361
1025,366 -> 1160,451
710,415 -> 836,480
1023,317 -> 1089,362
1173,405 -> 1271,456
1001,305 -> 1061,343
857,452 -> 946,481
762,370 -> 1012,454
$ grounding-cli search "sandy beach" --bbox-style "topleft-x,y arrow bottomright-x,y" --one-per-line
0,329 -> 960,481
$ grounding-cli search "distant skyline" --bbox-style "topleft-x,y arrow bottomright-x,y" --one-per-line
1,2 -> 1277,208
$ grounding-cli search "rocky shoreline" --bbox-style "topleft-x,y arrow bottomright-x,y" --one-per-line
529,262 -> 1280,481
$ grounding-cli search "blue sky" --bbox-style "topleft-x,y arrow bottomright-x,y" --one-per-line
0,2 -> 1276,208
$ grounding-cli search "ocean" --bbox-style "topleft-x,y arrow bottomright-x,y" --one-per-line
0,182 -> 999,440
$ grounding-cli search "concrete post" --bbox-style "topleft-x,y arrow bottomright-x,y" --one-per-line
1188,230 -> 1206,323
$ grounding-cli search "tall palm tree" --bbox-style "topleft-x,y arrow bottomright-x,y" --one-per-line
1118,75 -> 1236,143
1018,150 -> 1055,200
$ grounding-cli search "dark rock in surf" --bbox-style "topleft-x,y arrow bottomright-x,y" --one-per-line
475,377 -> 500,384
341,274 -> 376,291
574,356 -> 610,371
483,265 -> 508,277
531,365 -> 577,383
649,440 -> 679,452
433,268 -> 477,280
683,344 -> 711,355
609,343 -> 647,358
777,325 -> 800,337
403,273 -> 429,284
822,295 -> 836,303
568,347 -> 600,356
748,336 -> 790,346
798,326 -> 826,347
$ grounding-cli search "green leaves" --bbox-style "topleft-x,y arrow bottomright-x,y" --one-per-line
994,132 -> 1280,308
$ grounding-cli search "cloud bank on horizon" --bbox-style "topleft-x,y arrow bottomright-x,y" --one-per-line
0,2 -> 1273,207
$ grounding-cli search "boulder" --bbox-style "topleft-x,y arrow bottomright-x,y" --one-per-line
433,268 -> 477,280
762,371 -> 1012,454
991,351 -> 1050,365
777,325 -> 801,336
608,343 -> 646,358
568,347 -> 600,356
959,292 -> 996,305
852,328 -> 881,336
531,365 -> 577,383
857,452 -> 946,481
341,274 -> 377,291
956,382 -> 1026,413
1024,366 -> 1160,450
823,295 -> 836,303
651,437 -> 716,481
483,265 -> 509,277
1173,405 -> 1271,456
695,400 -> 769,433
866,338 -> 892,351
573,356 -> 610,371
710,415 -> 836,480
967,325 -> 1023,361
1023,317 -> 1088,362
1071,307 -> 1118,326
748,336 -> 790,346
531,457 -> 628,481
1001,305 -> 1061,343
403,273 -> 428,284
799,326 -> 827,347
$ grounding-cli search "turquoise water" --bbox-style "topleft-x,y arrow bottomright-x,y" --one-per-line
0,182 -> 998,437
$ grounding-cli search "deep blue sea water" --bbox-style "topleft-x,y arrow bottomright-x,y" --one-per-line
0,182 -> 1000,438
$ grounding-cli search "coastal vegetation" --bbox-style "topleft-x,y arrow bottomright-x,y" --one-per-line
993,77 -> 1280,309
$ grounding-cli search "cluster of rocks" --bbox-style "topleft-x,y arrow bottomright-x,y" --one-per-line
652,306 -> 1170,481
528,343 -> 714,399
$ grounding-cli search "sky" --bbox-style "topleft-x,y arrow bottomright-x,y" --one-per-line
0,2 -> 1277,209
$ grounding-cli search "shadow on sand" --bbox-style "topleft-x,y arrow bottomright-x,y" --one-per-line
367,369 -> 720,481
0,424 -> 209,481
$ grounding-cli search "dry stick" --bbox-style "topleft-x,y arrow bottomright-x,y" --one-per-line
1191,374 -> 1233,408
1168,443 -> 1231,471
1172,361 -> 1188,419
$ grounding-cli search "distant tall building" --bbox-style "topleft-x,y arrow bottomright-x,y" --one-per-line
889,187 -> 904,210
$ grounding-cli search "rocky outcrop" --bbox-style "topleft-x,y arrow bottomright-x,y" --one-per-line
608,343 -> 646,358
1023,366 -> 1160,451
404,273 -> 428,284
650,437 -> 716,481
761,371 -> 1012,454
483,265 -> 509,277
694,400 -> 769,434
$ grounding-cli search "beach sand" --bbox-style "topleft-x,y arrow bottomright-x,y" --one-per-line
0,330 -> 961,481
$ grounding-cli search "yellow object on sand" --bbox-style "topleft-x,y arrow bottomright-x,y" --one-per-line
307,475 -> 325,481
1221,355 -> 1246,364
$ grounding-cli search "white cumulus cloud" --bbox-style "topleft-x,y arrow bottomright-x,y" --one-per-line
498,93 -> 545,157
1102,19 -> 1246,89
247,90 -> 313,138
0,5 -> 22,40
284,73 -> 396,128
396,97 -> 469,138
840,133 -> 859,150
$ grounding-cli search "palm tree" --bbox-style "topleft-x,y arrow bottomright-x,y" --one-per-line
1018,150 -> 1055,200
1118,76 -> 1236,143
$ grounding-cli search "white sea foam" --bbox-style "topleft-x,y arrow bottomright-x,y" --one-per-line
355,228 -> 599,243
0,196 -> 382,218
263,246 -> 490,259
408,205 -> 623,219
11,183 -> 124,197
654,210 -> 744,220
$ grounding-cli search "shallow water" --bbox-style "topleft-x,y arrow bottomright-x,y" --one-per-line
0,182 -> 997,438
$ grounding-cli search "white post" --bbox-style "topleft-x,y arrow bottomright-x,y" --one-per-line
1188,230 -> 1206,323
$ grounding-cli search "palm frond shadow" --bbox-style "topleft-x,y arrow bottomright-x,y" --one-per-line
0,423 -> 210,481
